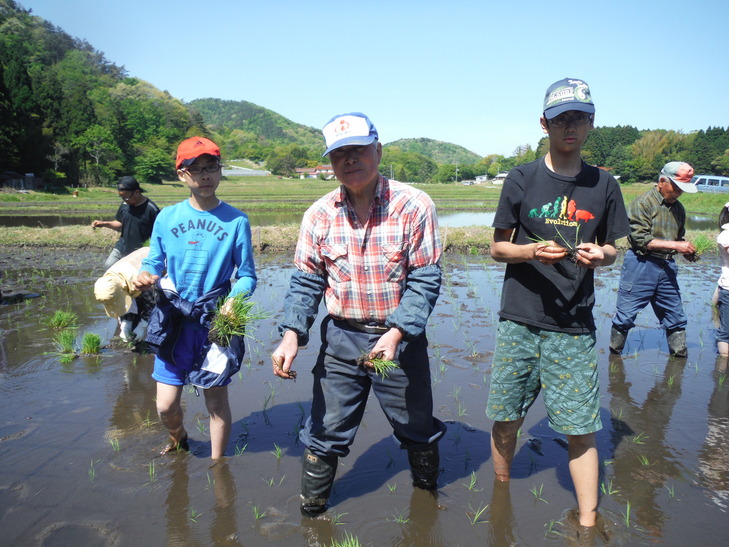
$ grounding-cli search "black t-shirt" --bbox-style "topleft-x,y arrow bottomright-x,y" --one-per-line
114,198 -> 160,255
492,158 -> 629,333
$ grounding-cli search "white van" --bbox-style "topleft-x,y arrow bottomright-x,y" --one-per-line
693,175 -> 729,193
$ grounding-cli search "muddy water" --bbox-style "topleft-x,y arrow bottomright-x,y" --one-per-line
0,248 -> 727,546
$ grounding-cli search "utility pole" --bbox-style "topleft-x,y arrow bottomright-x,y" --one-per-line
455,163 -> 459,184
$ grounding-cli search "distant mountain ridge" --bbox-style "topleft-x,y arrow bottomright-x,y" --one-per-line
189,98 -> 323,150
189,99 -> 481,164
385,138 -> 482,165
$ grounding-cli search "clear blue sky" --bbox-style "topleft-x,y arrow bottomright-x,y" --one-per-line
20,0 -> 729,157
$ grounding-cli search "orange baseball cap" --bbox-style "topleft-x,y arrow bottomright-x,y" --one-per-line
176,136 -> 220,169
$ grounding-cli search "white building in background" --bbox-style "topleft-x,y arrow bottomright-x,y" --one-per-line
492,172 -> 508,185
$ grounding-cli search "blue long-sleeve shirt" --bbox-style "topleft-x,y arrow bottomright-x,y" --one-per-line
141,199 -> 257,301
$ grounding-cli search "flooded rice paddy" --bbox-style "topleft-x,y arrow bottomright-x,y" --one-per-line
0,247 -> 727,546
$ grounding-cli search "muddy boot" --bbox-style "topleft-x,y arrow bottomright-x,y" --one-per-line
300,449 -> 337,517
667,329 -> 687,358
408,444 -> 440,490
609,327 -> 627,354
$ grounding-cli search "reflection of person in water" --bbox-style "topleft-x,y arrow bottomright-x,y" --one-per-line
606,354 -> 687,537
164,458 -> 240,545
697,355 -> 729,510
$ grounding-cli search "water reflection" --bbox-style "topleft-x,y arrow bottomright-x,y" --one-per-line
697,356 -> 729,510
606,355 -> 687,539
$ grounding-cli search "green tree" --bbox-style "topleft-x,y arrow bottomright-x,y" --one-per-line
76,124 -> 121,185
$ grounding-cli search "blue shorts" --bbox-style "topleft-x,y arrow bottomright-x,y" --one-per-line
152,327 -> 228,387
487,319 -> 601,435
716,287 -> 729,343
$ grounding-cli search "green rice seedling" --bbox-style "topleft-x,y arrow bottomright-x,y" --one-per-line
636,453 -> 651,466
600,478 -> 619,496
610,405 -> 624,421
719,374 -> 726,387
88,459 -> 96,482
207,293 -> 269,347
544,519 -> 568,538
387,482 -> 397,492
466,502 -> 488,525
109,438 -> 120,452
388,509 -> 410,524
684,233 -> 715,262
457,400 -> 468,417
667,375 -> 675,388
385,449 -> 395,469
148,461 -> 157,483
355,352 -> 400,378
196,418 -> 207,435
235,443 -> 248,456
271,443 -> 283,460
330,511 -> 348,525
621,501 -> 631,528
189,508 -> 202,523
530,484 -> 548,504
262,477 -> 276,487
251,505 -> 266,520
80,332 -> 101,355
329,532 -> 363,547
53,329 -> 76,354
463,471 -> 482,492
142,409 -> 154,428
47,309 -> 79,329
665,483 -> 675,498
629,432 -> 648,444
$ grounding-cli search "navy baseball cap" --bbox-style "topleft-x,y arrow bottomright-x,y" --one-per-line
543,78 -> 595,120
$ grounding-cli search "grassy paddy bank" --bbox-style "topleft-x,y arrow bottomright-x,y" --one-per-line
0,224 -> 716,256
1,177 -> 727,216
0,177 -> 723,253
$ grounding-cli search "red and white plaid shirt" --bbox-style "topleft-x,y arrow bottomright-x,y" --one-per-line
294,176 -> 442,323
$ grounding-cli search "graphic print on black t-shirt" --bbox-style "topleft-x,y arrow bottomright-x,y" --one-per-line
527,195 -> 596,225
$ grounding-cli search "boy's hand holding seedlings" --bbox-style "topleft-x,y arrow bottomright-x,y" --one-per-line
533,241 -> 567,265
574,242 -> 616,269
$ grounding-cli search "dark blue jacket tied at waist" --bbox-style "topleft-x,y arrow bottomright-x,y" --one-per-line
145,277 -> 245,390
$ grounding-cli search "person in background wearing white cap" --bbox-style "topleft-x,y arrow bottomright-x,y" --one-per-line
133,136 -> 257,460
271,113 -> 446,517
610,161 -> 698,357
487,78 -> 629,534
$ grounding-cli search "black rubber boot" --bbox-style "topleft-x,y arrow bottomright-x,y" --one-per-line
300,449 -> 338,517
667,329 -> 687,358
408,444 -> 440,490
609,327 -> 627,354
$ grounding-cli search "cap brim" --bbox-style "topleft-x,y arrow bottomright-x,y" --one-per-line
544,102 -> 595,120
323,135 -> 377,157
673,180 -> 698,193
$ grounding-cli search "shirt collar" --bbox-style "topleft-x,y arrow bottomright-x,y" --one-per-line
650,186 -> 675,207
333,174 -> 388,206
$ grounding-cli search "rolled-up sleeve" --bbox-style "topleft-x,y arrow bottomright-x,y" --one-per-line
278,270 -> 326,346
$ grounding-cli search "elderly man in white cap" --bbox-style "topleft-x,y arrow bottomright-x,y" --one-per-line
271,112 -> 446,517
610,161 -> 698,357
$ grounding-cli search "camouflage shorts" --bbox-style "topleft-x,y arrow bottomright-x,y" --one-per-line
486,320 -> 602,435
